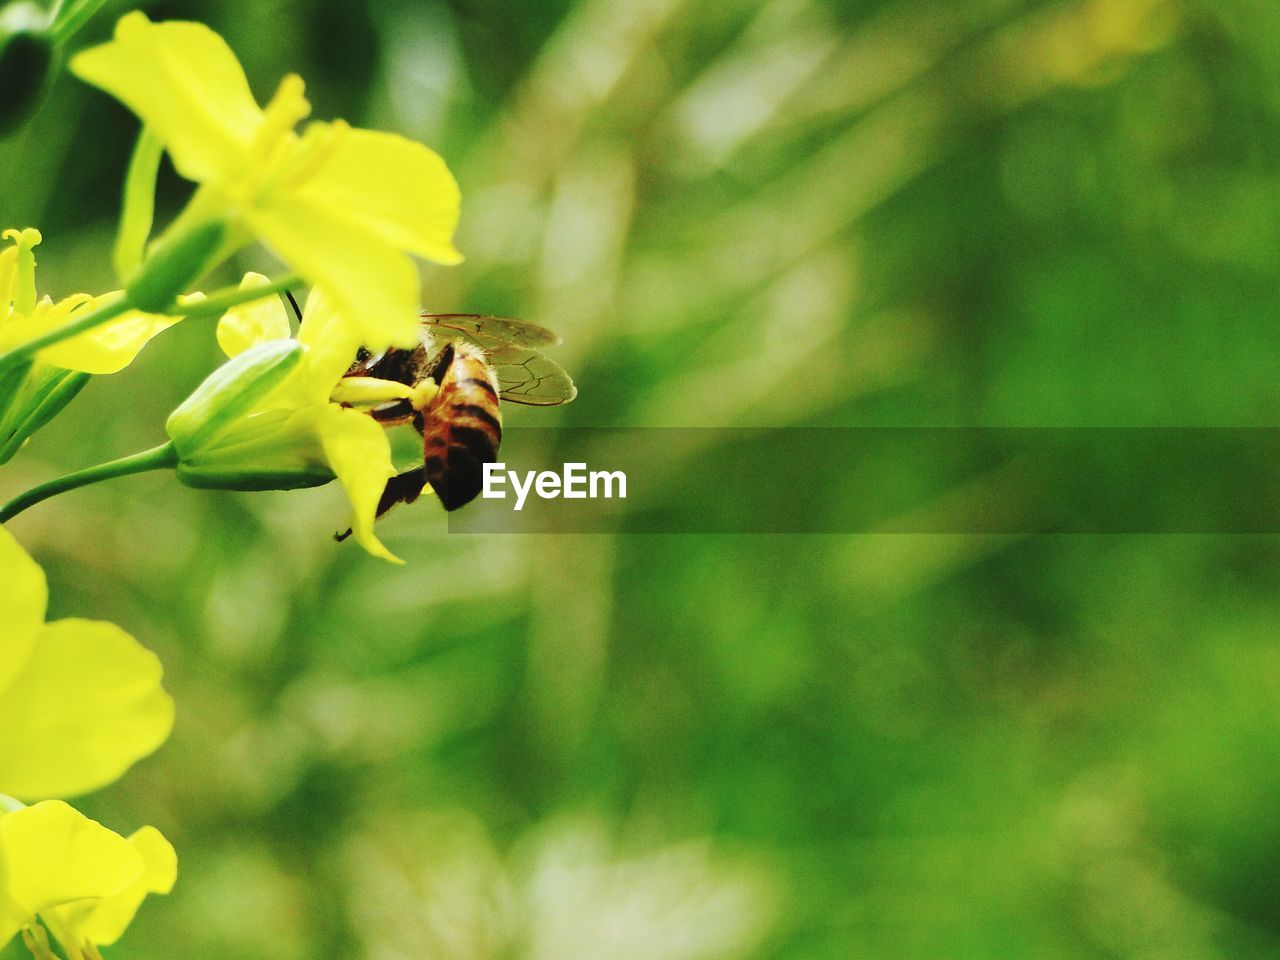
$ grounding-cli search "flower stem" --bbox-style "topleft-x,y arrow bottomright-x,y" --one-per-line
49,0 -> 113,46
177,274 -> 303,322
0,274 -> 303,373
0,442 -> 179,523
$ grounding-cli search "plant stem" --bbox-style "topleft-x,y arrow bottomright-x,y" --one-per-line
177,274 -> 303,322
49,0 -> 113,45
0,274 -> 303,373
0,441 -> 178,523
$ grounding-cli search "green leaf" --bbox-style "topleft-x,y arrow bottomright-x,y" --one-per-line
0,369 -> 89,465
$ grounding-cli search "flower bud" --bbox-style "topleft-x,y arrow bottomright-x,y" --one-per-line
175,408 -> 334,491
125,219 -> 227,313
0,3 -> 52,138
166,339 -> 303,457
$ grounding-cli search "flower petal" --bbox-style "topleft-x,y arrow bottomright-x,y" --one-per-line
0,527 -> 46,696
312,405 -> 401,563
296,286 -> 364,401
245,198 -> 422,349
0,619 -> 174,800
70,12 -> 264,184
35,296 -> 180,375
217,272 -> 293,357
0,801 -> 142,918
57,826 -> 177,947
296,127 -> 463,267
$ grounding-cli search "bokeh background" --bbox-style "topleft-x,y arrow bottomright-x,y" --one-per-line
5,0 -> 1280,956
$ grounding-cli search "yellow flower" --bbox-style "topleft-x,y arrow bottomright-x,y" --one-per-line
0,228 -> 178,375
70,12 -> 463,350
0,800 -> 176,958
0,527 -> 174,800
168,274 -> 419,563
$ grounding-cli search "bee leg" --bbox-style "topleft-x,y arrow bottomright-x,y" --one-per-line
333,467 -> 429,542
377,467 -> 429,516
426,342 -> 455,384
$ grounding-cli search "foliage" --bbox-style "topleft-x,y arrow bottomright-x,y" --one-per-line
3,0 -> 1280,957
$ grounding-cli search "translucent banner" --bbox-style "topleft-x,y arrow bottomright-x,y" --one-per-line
445,428 -> 1280,534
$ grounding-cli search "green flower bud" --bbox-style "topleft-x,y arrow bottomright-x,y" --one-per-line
0,3 -> 53,138
175,409 -> 334,491
125,219 -> 228,313
166,339 -> 303,457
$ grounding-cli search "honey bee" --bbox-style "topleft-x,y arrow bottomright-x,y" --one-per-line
340,313 -> 576,521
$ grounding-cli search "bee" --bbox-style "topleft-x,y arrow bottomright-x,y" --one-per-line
340,314 -> 576,521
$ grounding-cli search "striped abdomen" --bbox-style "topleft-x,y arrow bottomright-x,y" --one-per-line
421,342 -> 503,510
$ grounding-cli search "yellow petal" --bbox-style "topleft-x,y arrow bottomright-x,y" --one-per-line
295,127 -> 463,267
70,12 -> 263,184
0,527 -> 47,696
296,286 -> 364,400
36,296 -> 180,375
57,826 -> 177,947
0,801 -> 142,918
245,198 -> 422,348
0,887 -> 17,951
0,294 -> 85,354
0,619 -> 174,800
312,405 -> 401,563
217,272 -> 292,357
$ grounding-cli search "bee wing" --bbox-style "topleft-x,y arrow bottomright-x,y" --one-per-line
486,346 -> 578,405
421,313 -> 562,350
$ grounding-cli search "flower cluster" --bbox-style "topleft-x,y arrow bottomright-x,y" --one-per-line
0,526 -> 174,957
0,9 -> 468,558
0,6 -> 474,958
167,274 -> 421,562
0,228 -> 183,463
70,11 -> 462,348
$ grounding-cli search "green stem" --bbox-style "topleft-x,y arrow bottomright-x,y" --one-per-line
0,274 -> 303,373
177,274 -> 303,322
48,0 -> 112,45
0,441 -> 178,523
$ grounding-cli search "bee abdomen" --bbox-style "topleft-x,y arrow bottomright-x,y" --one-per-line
422,352 -> 503,511
425,425 -> 500,510
451,403 -> 503,436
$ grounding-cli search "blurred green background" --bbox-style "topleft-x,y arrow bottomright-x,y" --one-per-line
5,0 -> 1280,956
